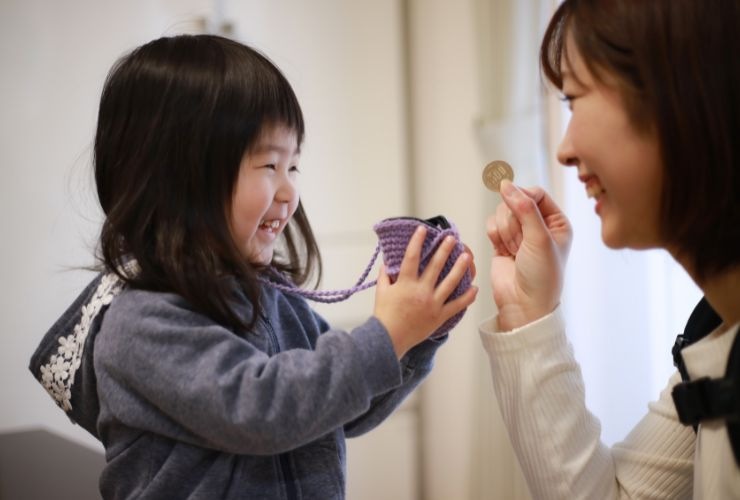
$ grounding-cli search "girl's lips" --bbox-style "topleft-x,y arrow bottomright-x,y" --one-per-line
259,219 -> 282,233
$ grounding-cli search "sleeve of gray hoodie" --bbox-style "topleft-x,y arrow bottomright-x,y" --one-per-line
94,290 -> 437,456
342,338 -> 445,437
306,310 -> 445,438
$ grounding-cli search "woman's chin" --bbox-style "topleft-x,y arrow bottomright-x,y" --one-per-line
600,223 -> 625,249
601,226 -> 660,251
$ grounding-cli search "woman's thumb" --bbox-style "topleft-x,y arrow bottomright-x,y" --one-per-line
499,179 -> 549,244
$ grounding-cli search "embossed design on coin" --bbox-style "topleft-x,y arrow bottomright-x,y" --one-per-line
482,160 -> 514,192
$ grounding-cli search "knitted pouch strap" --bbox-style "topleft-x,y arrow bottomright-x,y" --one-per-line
258,245 -> 381,303
258,218 -> 458,304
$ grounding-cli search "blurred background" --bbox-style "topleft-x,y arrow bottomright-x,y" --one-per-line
0,0 -> 701,498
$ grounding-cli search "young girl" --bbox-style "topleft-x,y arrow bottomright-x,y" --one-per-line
481,0 -> 739,498
31,34 -> 477,499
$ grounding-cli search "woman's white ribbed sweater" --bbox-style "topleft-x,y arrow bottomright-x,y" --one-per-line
479,307 -> 740,499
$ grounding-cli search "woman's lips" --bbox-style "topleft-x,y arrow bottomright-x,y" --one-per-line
579,174 -> 605,200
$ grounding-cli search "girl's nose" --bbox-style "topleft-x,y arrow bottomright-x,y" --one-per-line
276,174 -> 298,203
556,122 -> 579,168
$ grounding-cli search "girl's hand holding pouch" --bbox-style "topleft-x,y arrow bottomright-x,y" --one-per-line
374,225 -> 478,358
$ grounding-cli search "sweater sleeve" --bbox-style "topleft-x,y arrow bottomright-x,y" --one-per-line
343,332 -> 445,437
479,306 -> 694,500
94,291 -> 403,456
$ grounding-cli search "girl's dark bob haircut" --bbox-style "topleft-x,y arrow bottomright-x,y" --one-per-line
94,34 -> 321,329
540,0 -> 739,281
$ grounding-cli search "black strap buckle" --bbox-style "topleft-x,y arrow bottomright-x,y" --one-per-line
672,376 -> 739,427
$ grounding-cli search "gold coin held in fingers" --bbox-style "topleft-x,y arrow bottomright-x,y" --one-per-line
482,160 -> 514,192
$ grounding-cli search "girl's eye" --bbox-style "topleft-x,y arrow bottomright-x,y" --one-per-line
264,164 -> 276,170
289,166 -> 300,173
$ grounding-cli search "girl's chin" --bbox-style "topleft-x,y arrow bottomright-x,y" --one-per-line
247,247 -> 274,265
250,256 -> 273,266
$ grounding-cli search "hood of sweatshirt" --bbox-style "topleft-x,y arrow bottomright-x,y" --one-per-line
29,272 -> 126,440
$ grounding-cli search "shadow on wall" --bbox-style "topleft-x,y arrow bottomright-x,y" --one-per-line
0,428 -> 104,500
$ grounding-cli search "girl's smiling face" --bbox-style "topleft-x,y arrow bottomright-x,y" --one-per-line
230,124 -> 301,265
556,31 -> 664,250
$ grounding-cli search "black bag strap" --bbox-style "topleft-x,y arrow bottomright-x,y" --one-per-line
727,335 -> 740,466
670,297 -> 740,466
672,297 -> 722,383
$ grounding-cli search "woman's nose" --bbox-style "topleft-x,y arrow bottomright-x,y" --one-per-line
556,123 -> 579,168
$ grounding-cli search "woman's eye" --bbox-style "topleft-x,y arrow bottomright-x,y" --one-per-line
289,166 -> 300,173
559,94 -> 576,110
264,164 -> 276,170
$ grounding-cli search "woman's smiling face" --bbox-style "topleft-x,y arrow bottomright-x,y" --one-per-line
556,30 -> 664,250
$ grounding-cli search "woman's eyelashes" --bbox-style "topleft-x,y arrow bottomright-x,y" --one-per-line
560,94 -> 576,110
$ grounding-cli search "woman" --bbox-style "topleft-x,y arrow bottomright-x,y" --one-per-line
480,0 -> 740,498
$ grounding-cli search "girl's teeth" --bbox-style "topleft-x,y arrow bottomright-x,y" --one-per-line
260,220 -> 280,230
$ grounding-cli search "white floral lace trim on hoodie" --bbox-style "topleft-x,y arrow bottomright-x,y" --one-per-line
40,272 -> 125,411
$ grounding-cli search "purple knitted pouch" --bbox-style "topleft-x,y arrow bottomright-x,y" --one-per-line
260,215 -> 472,339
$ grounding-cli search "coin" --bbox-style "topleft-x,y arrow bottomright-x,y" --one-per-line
482,160 -> 514,192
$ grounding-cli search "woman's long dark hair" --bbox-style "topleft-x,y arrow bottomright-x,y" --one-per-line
94,34 -> 321,329
540,0 -> 740,281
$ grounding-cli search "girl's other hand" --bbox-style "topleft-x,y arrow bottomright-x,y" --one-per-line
373,226 -> 478,359
487,180 -> 572,330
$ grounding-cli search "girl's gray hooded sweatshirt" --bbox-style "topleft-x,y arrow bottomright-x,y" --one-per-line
29,272 -> 446,499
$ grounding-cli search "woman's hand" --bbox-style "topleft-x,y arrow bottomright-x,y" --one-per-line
373,225 -> 478,358
487,180 -> 572,330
